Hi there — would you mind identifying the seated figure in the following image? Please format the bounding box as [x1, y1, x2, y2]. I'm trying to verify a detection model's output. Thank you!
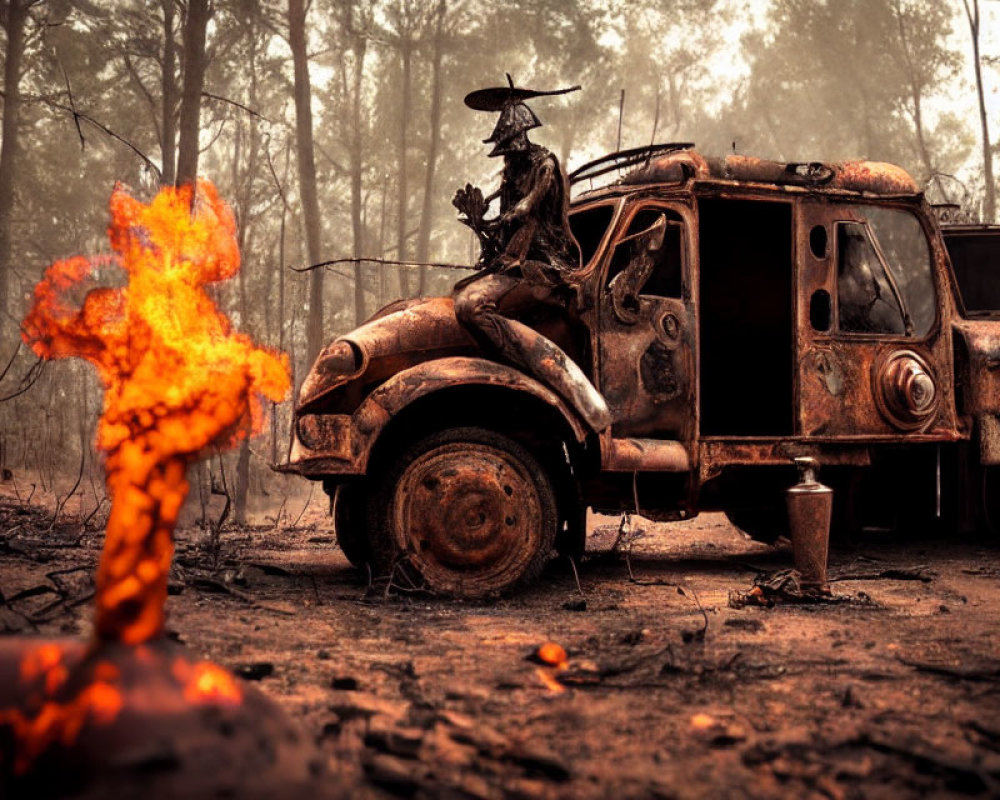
[452, 80, 611, 432]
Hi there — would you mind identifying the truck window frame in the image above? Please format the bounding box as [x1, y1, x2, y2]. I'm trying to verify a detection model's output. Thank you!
[568, 198, 623, 276]
[830, 204, 940, 342]
[600, 200, 689, 301]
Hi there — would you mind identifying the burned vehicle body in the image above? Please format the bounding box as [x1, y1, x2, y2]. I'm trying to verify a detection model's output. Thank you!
[283, 146, 998, 595]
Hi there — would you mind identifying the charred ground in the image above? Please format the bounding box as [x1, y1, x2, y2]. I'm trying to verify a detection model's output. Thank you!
[1, 484, 999, 800]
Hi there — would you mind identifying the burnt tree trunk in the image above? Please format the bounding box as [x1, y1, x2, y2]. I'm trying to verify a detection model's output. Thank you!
[0, 0, 29, 317]
[891, 1, 943, 200]
[272, 142, 291, 465]
[964, 0, 996, 222]
[415, 0, 445, 296]
[395, 37, 413, 297]
[232, 37, 268, 525]
[175, 0, 210, 187]
[349, 33, 367, 326]
[233, 124, 251, 526]
[289, 0, 325, 363]
[160, 0, 179, 185]
[377, 172, 388, 307]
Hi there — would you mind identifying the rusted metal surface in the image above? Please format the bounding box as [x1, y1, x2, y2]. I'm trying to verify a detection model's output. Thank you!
[660, 152, 918, 195]
[390, 439, 546, 596]
[594, 202, 697, 448]
[785, 458, 832, 590]
[698, 439, 870, 483]
[295, 413, 353, 459]
[286, 356, 588, 477]
[830, 161, 919, 195]
[618, 149, 710, 186]
[952, 320, 1000, 463]
[297, 296, 476, 413]
[614, 151, 918, 196]
[578, 148, 926, 207]
[706, 154, 831, 186]
[952, 321, 1000, 416]
[454, 276, 610, 431]
[794, 199, 961, 442]
[797, 342, 957, 438]
[601, 437, 689, 472]
[570, 143, 696, 186]
[283, 143, 1000, 575]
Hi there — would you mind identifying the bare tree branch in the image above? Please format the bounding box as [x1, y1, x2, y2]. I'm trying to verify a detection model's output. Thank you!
[0, 357, 44, 403]
[0, 339, 21, 385]
[57, 59, 86, 151]
[36, 95, 161, 180]
[201, 90, 271, 123]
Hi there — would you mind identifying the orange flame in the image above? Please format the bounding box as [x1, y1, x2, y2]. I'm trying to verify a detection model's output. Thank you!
[22, 180, 290, 644]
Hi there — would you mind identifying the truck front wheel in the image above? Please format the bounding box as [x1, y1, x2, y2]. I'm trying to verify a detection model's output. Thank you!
[368, 427, 558, 597]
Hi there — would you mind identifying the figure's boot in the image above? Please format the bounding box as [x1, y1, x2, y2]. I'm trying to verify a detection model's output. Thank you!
[507, 318, 612, 432]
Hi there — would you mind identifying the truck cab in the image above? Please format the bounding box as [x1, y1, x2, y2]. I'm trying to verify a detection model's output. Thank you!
[280, 145, 995, 597]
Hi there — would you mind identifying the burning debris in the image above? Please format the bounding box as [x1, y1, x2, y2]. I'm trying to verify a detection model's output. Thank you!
[0, 181, 329, 798]
[21, 180, 289, 644]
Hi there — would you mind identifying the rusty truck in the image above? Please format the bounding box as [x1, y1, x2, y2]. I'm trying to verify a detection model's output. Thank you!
[279, 144, 1000, 597]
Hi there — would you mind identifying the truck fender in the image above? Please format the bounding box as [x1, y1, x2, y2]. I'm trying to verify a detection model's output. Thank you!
[352, 356, 589, 469]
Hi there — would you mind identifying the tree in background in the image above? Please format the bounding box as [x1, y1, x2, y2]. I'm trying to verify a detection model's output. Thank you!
[0, 0, 42, 321]
[729, 0, 972, 199]
[2, 0, 997, 522]
[887, 0, 962, 196]
[963, 0, 996, 222]
[176, 0, 212, 186]
[288, 0, 325, 364]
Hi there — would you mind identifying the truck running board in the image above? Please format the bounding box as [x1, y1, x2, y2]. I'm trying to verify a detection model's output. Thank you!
[602, 437, 690, 473]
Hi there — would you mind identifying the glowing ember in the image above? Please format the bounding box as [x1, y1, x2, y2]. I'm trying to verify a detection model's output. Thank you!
[535, 667, 566, 695]
[0, 643, 123, 774]
[532, 641, 569, 694]
[174, 659, 243, 706]
[21, 180, 289, 645]
[689, 713, 716, 730]
[535, 642, 568, 667]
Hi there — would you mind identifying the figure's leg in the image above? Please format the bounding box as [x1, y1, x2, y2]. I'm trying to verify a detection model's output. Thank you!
[454, 273, 611, 432]
[453, 273, 529, 355]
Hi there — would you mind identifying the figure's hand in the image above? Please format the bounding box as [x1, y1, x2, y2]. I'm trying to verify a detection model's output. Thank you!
[453, 184, 488, 226]
[501, 199, 531, 226]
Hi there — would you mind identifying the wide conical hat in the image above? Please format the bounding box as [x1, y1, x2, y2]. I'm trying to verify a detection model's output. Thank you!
[464, 84, 580, 112]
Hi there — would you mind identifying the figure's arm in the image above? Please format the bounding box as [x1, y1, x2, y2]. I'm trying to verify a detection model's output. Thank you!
[503, 158, 556, 223]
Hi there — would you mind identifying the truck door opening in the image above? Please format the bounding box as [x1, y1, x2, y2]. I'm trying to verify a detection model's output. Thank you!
[698, 197, 794, 436]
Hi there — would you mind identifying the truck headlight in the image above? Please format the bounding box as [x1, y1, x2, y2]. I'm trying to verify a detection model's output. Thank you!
[873, 350, 939, 431]
[315, 340, 362, 379]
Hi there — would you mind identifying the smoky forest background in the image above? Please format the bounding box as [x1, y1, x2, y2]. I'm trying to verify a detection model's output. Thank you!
[0, 0, 997, 530]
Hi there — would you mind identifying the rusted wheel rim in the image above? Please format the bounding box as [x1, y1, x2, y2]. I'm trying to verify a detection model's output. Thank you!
[391, 442, 544, 593]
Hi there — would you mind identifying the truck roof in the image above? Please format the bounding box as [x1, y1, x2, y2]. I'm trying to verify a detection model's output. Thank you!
[570, 145, 920, 203]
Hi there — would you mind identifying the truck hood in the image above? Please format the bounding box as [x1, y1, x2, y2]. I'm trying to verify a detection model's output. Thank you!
[297, 296, 477, 412]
